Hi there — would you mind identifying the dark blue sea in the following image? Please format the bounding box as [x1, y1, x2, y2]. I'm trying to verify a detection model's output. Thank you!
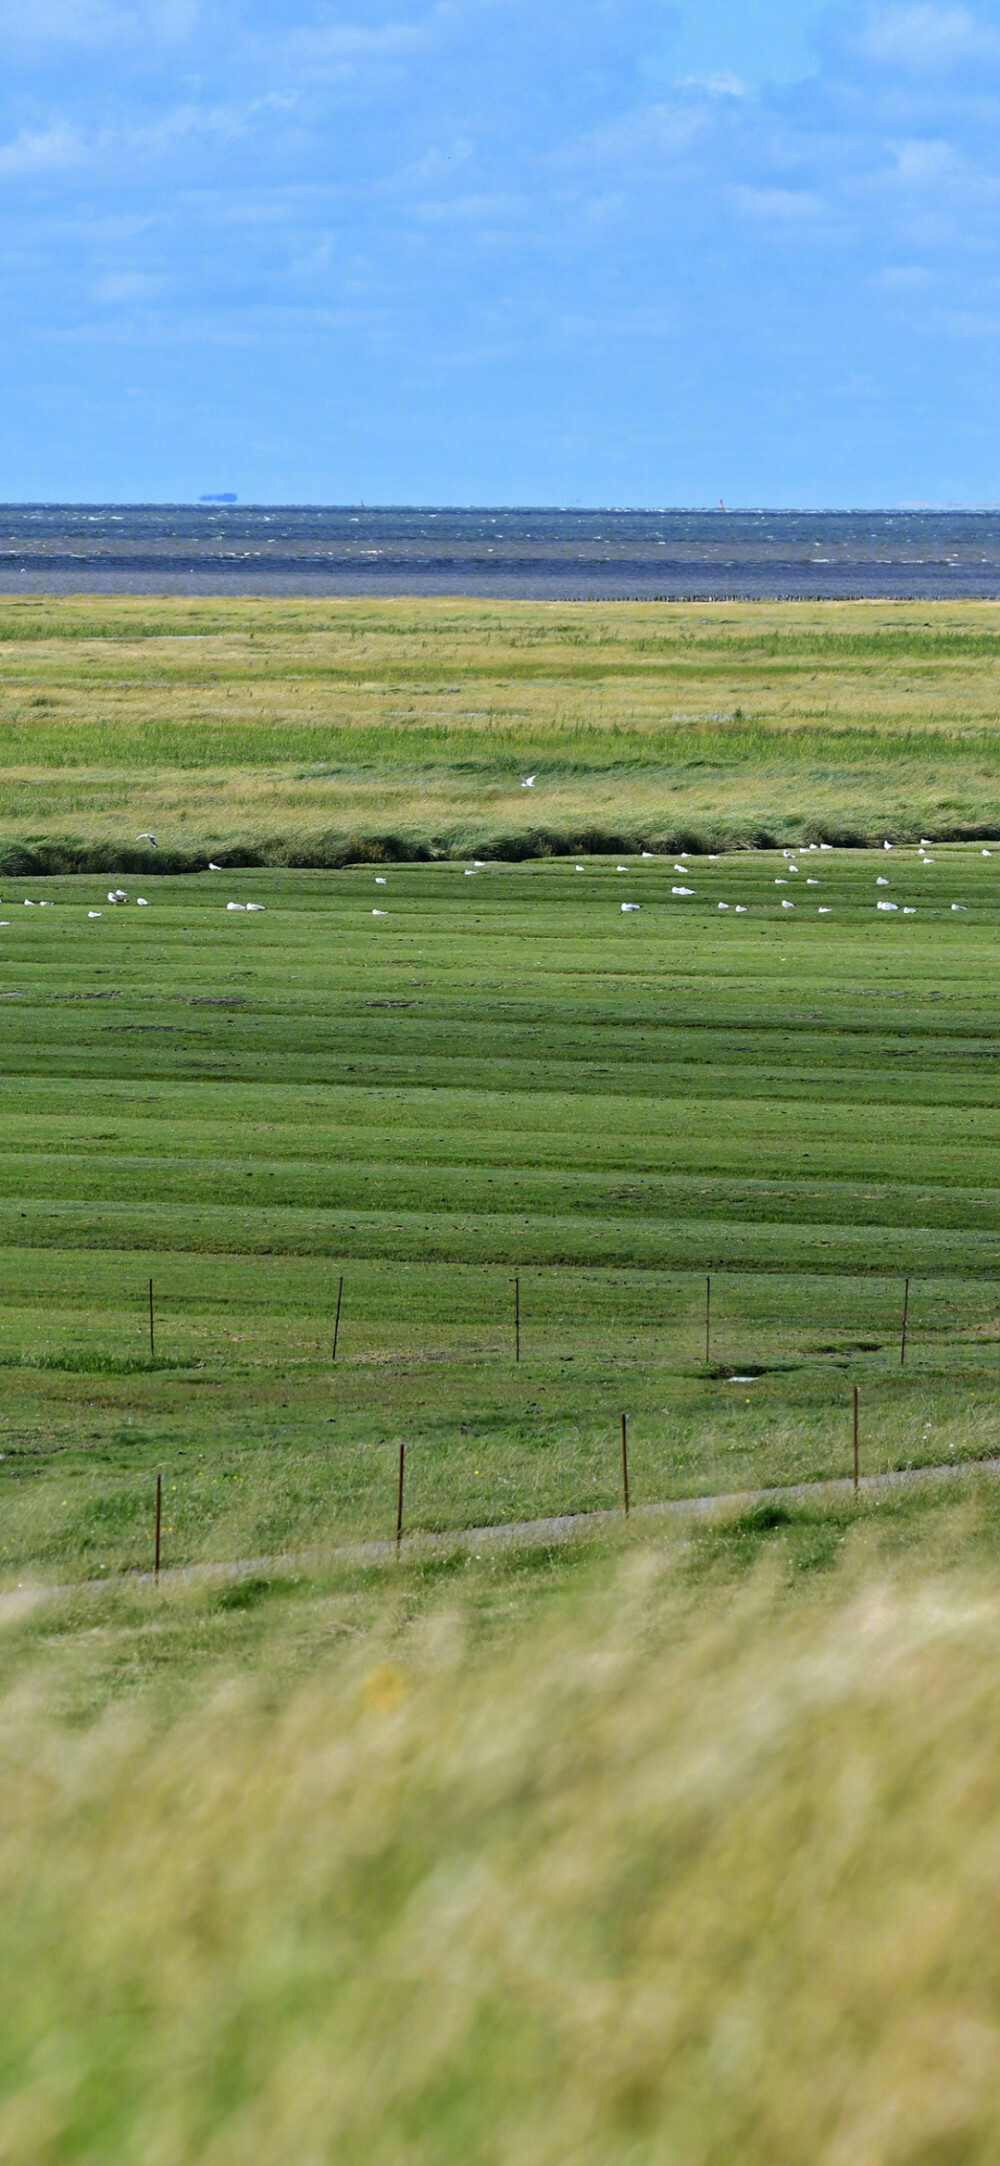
[3, 505, 1000, 598]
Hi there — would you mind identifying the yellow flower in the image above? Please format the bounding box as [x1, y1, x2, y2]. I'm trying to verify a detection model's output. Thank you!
[359, 1664, 407, 1714]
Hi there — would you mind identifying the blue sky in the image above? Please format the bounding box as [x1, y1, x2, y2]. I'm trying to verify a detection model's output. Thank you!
[4, 0, 1000, 504]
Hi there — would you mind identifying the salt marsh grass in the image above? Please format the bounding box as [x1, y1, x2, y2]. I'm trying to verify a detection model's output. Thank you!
[4, 595, 1000, 866]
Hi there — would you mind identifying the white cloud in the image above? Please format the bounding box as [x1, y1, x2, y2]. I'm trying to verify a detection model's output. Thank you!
[874, 261, 936, 284]
[735, 184, 826, 220]
[92, 269, 165, 300]
[0, 0, 195, 48]
[890, 137, 957, 183]
[677, 72, 748, 97]
[0, 123, 84, 173]
[850, 3, 1000, 74]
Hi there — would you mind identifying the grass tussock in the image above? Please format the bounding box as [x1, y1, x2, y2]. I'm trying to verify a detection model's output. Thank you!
[4, 1493, 1000, 2160]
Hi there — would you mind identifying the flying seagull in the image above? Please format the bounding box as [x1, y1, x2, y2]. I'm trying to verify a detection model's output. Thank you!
[137, 833, 157, 846]
[520, 775, 536, 788]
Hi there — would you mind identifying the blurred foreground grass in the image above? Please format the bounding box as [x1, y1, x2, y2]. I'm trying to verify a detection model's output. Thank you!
[4, 1478, 1000, 2161]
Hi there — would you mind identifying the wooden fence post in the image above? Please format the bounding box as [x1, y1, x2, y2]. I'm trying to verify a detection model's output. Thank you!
[332, 1275, 344, 1362]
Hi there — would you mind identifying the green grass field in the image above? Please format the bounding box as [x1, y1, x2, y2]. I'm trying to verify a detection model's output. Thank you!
[9, 596, 1000, 2159]
[2, 837, 1000, 1582]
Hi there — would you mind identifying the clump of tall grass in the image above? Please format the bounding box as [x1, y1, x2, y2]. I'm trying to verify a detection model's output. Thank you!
[5, 1497, 1000, 2161]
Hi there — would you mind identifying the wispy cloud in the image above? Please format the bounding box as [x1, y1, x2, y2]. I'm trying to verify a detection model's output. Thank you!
[846, 2, 1000, 73]
[0, 122, 85, 172]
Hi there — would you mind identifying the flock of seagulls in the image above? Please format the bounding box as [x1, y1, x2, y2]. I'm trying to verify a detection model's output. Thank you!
[0, 838, 992, 934]
[352, 841, 988, 926]
[610, 836, 986, 919]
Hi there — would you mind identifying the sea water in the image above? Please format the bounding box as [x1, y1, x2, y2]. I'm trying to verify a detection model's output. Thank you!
[2, 504, 1000, 598]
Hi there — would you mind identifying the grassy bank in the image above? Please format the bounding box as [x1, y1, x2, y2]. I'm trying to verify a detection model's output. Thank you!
[4, 596, 1000, 865]
[4, 1479, 1000, 2160]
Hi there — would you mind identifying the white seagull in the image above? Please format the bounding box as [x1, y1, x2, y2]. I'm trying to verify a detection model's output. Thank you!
[372, 908, 388, 916]
[520, 775, 536, 788]
[137, 833, 157, 846]
[208, 862, 222, 871]
[227, 902, 245, 911]
[621, 902, 640, 913]
[137, 898, 148, 906]
[781, 899, 795, 909]
[672, 885, 694, 896]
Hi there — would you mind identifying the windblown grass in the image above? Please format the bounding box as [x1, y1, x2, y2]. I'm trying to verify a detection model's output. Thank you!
[3, 1479, 1000, 2161]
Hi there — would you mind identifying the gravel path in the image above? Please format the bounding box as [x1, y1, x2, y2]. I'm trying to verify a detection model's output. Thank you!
[18, 1449, 998, 1604]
